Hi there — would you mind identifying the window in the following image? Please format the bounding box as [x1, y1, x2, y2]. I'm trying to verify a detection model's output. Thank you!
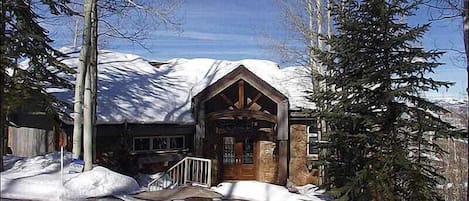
[134, 138, 150, 151]
[223, 137, 235, 164]
[169, 137, 184, 149]
[307, 124, 320, 155]
[153, 138, 167, 150]
[133, 136, 185, 151]
[243, 138, 254, 164]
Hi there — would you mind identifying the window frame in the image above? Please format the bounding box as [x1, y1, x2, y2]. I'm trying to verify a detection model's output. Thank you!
[133, 135, 185, 152]
[306, 124, 320, 156]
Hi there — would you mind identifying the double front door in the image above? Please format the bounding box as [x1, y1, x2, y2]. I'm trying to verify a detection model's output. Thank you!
[222, 136, 256, 180]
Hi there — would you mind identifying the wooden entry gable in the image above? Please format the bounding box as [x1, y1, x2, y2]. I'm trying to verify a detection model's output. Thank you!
[192, 65, 289, 141]
[192, 65, 289, 185]
[205, 79, 278, 122]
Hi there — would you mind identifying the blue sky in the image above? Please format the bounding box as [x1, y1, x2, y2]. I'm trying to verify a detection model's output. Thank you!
[47, 0, 467, 99]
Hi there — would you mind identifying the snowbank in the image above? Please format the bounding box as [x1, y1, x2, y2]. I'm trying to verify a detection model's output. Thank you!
[211, 181, 329, 201]
[1, 152, 139, 200]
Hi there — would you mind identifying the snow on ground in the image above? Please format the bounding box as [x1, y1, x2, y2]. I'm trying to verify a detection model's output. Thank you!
[2, 153, 329, 201]
[212, 181, 330, 201]
[1, 152, 140, 201]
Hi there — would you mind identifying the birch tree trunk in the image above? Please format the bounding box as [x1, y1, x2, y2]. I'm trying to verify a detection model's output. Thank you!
[83, 0, 97, 171]
[464, 0, 468, 98]
[90, 0, 98, 164]
[83, 61, 92, 170]
[72, 0, 93, 159]
[73, 17, 80, 49]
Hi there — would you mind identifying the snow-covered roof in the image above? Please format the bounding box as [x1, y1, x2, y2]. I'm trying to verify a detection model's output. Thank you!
[53, 48, 313, 125]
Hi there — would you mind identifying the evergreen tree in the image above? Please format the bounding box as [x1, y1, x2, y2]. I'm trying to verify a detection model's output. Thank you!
[312, 0, 460, 200]
[1, 0, 75, 113]
[0, 0, 75, 170]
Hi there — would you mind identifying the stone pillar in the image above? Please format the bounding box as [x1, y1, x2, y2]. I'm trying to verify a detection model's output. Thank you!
[257, 141, 278, 183]
[289, 124, 319, 185]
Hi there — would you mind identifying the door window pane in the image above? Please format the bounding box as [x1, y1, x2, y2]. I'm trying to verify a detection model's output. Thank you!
[307, 123, 320, 156]
[223, 137, 235, 164]
[308, 136, 319, 154]
[243, 138, 254, 164]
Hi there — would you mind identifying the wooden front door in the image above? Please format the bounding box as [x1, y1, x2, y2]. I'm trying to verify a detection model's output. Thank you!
[222, 137, 256, 180]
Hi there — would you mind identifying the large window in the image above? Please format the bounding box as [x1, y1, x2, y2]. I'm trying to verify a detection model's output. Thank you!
[307, 124, 320, 155]
[133, 136, 185, 152]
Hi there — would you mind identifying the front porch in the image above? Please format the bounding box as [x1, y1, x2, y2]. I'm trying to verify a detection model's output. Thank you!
[192, 66, 289, 185]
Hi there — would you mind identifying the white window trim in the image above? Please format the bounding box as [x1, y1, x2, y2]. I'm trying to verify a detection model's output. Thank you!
[133, 135, 185, 152]
[307, 125, 320, 156]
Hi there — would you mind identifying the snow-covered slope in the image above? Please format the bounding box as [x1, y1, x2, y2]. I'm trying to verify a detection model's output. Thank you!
[53, 48, 313, 125]
[1, 152, 140, 200]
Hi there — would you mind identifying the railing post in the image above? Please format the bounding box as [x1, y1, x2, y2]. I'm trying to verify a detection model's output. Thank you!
[184, 158, 189, 185]
[207, 159, 212, 187]
[147, 157, 212, 191]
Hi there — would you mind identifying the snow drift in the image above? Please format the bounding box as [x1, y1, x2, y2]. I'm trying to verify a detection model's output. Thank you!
[1, 152, 140, 200]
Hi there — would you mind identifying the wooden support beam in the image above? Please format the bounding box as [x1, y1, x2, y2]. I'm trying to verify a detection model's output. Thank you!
[278, 140, 288, 185]
[207, 110, 277, 123]
[238, 80, 244, 109]
[247, 92, 262, 109]
[220, 93, 236, 109]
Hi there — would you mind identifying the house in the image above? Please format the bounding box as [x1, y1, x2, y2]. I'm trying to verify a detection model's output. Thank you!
[11, 49, 323, 186]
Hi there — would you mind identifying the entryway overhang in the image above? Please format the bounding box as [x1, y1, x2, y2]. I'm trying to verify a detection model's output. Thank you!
[192, 65, 289, 185]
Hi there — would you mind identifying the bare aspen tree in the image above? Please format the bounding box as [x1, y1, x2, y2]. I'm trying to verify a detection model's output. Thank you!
[275, 0, 331, 186]
[464, 0, 468, 97]
[83, 57, 92, 170]
[71, 0, 180, 167]
[90, 0, 98, 164]
[83, 0, 97, 171]
[72, 0, 93, 159]
[307, 0, 316, 74]
[73, 17, 80, 48]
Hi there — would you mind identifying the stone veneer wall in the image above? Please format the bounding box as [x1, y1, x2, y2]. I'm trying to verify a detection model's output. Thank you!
[257, 141, 278, 183]
[289, 124, 319, 185]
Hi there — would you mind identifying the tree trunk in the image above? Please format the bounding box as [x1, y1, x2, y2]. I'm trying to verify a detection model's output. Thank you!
[90, 0, 98, 163]
[83, 0, 97, 171]
[464, 0, 468, 98]
[73, 17, 80, 48]
[83, 59, 92, 171]
[307, 0, 314, 66]
[72, 0, 93, 159]
[0, 0, 6, 172]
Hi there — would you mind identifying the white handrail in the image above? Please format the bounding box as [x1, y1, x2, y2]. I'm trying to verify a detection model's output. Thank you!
[147, 157, 212, 191]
